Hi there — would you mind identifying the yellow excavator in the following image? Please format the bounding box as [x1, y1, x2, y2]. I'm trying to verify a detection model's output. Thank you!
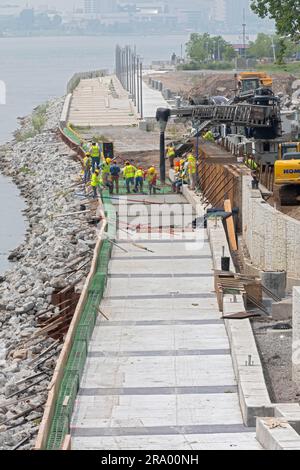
[274, 142, 300, 204]
[235, 71, 273, 96]
[232, 72, 274, 107]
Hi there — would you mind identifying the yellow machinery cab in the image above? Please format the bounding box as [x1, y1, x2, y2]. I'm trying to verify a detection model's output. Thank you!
[274, 143, 300, 185]
[236, 72, 273, 94]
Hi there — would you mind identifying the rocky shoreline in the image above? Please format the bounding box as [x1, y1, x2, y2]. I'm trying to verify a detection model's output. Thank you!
[0, 97, 97, 449]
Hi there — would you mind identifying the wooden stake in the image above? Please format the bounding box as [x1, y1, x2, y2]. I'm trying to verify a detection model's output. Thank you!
[98, 309, 109, 321]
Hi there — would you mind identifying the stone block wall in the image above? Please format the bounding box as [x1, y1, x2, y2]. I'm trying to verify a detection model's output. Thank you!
[293, 287, 300, 386]
[242, 175, 300, 281]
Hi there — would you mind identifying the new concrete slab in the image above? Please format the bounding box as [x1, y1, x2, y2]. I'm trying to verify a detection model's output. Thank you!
[70, 193, 262, 450]
[71, 432, 261, 450]
[78, 355, 236, 389]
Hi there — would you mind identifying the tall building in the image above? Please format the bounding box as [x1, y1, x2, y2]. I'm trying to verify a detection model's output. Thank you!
[213, 0, 226, 22]
[84, 0, 117, 14]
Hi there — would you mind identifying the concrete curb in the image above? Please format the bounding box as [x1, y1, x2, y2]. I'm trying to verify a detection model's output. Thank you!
[208, 219, 272, 427]
[256, 417, 300, 450]
[60, 93, 72, 128]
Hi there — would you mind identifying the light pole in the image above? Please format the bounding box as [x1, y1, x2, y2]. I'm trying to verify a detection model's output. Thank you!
[193, 119, 200, 187]
[156, 108, 171, 183]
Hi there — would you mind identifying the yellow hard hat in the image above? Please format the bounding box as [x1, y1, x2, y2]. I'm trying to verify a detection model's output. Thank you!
[106, 158, 111, 164]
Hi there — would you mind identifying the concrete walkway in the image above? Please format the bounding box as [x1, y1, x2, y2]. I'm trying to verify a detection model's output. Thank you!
[142, 80, 170, 118]
[71, 194, 262, 450]
[68, 75, 138, 127]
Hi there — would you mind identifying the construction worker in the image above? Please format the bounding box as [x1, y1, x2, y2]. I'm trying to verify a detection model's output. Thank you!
[123, 161, 137, 194]
[203, 130, 214, 142]
[187, 153, 197, 190]
[83, 152, 92, 185]
[147, 166, 158, 195]
[166, 144, 176, 168]
[91, 142, 101, 172]
[134, 167, 144, 193]
[174, 159, 180, 172]
[110, 160, 121, 194]
[90, 169, 103, 199]
[102, 157, 111, 185]
[172, 166, 188, 194]
[179, 159, 185, 171]
[246, 157, 258, 171]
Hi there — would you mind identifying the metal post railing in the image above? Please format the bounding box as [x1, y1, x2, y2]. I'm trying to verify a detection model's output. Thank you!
[115, 45, 143, 118]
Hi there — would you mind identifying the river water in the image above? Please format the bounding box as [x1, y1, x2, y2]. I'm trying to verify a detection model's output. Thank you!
[0, 34, 189, 273]
[0, 174, 27, 273]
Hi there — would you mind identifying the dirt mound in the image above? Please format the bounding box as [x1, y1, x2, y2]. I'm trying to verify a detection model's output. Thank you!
[147, 70, 296, 101]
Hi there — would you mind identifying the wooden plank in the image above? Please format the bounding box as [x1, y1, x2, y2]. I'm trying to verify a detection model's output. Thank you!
[61, 434, 72, 451]
[224, 199, 238, 252]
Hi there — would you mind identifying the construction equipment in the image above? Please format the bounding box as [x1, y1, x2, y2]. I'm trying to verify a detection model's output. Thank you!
[157, 98, 282, 163]
[274, 142, 300, 204]
[233, 72, 273, 103]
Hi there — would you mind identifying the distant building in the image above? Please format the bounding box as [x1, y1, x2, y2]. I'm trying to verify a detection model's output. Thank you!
[83, 0, 117, 14]
[213, 0, 226, 23]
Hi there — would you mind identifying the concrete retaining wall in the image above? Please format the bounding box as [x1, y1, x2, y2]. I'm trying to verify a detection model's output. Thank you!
[293, 287, 300, 385]
[66, 69, 108, 94]
[242, 175, 300, 284]
[60, 94, 72, 128]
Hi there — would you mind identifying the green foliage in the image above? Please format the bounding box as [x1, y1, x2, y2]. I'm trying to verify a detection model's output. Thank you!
[32, 114, 46, 133]
[32, 104, 47, 133]
[14, 102, 48, 141]
[251, 0, 300, 41]
[248, 33, 299, 63]
[19, 165, 35, 175]
[185, 33, 236, 64]
[15, 129, 36, 142]
[248, 33, 274, 58]
[256, 61, 300, 73]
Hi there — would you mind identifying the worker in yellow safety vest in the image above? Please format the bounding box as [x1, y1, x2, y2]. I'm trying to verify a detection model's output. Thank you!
[91, 142, 101, 172]
[90, 169, 103, 198]
[83, 153, 92, 185]
[203, 130, 214, 142]
[134, 167, 144, 193]
[102, 158, 111, 184]
[245, 157, 258, 171]
[123, 161, 137, 193]
[146, 166, 158, 195]
[187, 154, 197, 190]
[166, 144, 176, 168]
